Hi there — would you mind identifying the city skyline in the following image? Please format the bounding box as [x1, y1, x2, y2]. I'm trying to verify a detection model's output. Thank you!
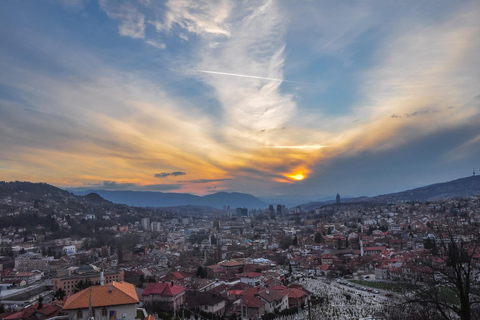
[1, 1, 480, 203]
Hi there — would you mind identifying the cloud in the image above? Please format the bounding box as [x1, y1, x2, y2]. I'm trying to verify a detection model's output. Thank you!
[82, 181, 182, 191]
[155, 171, 186, 178]
[151, 0, 232, 37]
[178, 179, 231, 184]
[99, 0, 146, 39]
[404, 109, 439, 118]
[145, 39, 166, 49]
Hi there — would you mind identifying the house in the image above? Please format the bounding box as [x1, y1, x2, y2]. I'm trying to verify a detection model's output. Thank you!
[63, 281, 139, 320]
[142, 282, 186, 313]
[2, 302, 63, 320]
[288, 287, 309, 309]
[239, 272, 262, 286]
[242, 288, 266, 319]
[320, 254, 333, 265]
[256, 288, 288, 313]
[375, 266, 388, 280]
[190, 292, 226, 317]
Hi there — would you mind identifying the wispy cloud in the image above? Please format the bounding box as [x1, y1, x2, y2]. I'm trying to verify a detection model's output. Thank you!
[145, 39, 166, 49]
[155, 171, 186, 178]
[151, 0, 231, 37]
[178, 179, 231, 184]
[79, 181, 182, 191]
[99, 0, 146, 39]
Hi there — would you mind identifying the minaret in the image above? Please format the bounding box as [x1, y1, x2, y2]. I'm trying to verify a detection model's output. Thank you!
[100, 270, 105, 285]
[360, 239, 364, 257]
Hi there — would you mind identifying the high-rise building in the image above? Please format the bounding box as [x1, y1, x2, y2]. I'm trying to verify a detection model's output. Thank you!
[236, 207, 248, 216]
[141, 217, 150, 230]
[150, 221, 162, 232]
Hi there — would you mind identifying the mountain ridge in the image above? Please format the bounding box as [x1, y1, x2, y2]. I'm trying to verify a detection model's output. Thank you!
[70, 189, 267, 209]
[301, 175, 480, 210]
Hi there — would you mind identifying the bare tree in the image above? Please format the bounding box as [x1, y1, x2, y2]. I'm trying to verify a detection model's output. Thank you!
[398, 219, 480, 320]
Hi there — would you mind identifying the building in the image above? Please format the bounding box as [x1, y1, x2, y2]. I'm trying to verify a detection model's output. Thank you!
[54, 265, 124, 296]
[142, 282, 186, 313]
[63, 281, 139, 320]
[375, 266, 389, 280]
[2, 271, 42, 285]
[141, 218, 150, 230]
[14, 253, 52, 273]
[189, 292, 226, 317]
[150, 221, 162, 232]
[256, 288, 288, 313]
[239, 272, 262, 286]
[1, 302, 63, 320]
[288, 287, 309, 309]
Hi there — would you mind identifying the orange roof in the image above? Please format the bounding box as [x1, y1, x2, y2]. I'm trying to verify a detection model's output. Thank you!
[64, 281, 139, 310]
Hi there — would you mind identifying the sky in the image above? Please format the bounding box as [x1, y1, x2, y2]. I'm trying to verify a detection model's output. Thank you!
[1, 0, 480, 204]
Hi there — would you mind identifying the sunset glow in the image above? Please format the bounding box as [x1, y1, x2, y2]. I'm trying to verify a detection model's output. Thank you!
[1, 1, 479, 202]
[288, 173, 306, 181]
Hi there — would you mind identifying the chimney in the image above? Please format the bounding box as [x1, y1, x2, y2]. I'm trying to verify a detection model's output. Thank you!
[171, 281, 174, 286]
[108, 285, 112, 293]
[266, 290, 269, 295]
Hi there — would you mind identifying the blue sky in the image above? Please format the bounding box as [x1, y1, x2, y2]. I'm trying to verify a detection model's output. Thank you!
[1, 0, 479, 203]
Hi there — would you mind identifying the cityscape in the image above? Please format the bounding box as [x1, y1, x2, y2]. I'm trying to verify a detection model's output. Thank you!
[1, 1, 480, 320]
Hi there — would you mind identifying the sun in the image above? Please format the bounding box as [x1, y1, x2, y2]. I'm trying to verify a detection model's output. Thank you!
[288, 173, 305, 181]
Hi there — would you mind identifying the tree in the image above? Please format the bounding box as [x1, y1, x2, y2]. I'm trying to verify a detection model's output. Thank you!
[336, 193, 340, 204]
[74, 278, 94, 293]
[314, 232, 323, 243]
[196, 266, 207, 278]
[54, 288, 66, 300]
[396, 219, 480, 320]
[292, 235, 298, 246]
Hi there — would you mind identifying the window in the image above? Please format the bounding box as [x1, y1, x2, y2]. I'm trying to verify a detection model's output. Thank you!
[102, 308, 108, 316]
[77, 310, 83, 319]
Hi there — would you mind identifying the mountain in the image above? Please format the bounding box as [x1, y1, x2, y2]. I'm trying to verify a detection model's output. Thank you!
[0, 181, 111, 205]
[369, 175, 480, 203]
[301, 175, 480, 210]
[70, 190, 267, 209]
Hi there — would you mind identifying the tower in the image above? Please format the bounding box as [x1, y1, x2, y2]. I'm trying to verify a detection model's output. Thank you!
[360, 239, 364, 257]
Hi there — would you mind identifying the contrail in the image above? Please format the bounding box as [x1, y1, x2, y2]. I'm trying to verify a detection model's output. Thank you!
[197, 70, 312, 85]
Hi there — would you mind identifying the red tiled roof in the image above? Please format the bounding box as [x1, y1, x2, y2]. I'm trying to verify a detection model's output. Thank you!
[143, 282, 186, 297]
[288, 288, 308, 299]
[239, 272, 261, 278]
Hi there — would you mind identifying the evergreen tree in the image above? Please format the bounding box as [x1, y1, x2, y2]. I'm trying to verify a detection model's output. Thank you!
[196, 266, 207, 278]
[314, 232, 323, 243]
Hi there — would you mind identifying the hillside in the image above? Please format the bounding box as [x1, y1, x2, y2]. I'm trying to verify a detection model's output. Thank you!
[370, 175, 480, 203]
[301, 175, 480, 210]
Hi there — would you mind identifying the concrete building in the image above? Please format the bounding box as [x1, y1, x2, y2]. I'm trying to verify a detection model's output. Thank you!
[14, 253, 52, 273]
[54, 265, 124, 296]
